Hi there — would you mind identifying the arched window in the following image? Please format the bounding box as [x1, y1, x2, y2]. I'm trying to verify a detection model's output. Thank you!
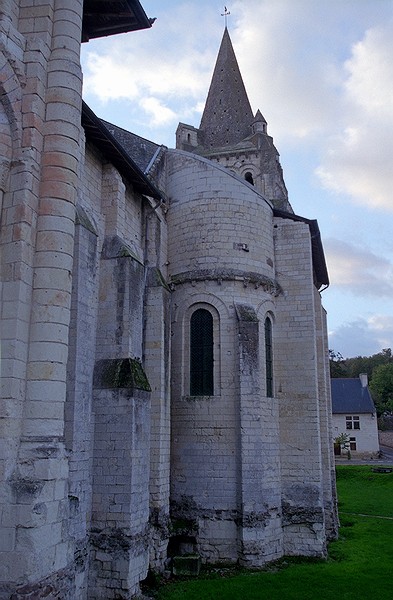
[245, 172, 254, 185]
[265, 317, 273, 397]
[190, 309, 214, 395]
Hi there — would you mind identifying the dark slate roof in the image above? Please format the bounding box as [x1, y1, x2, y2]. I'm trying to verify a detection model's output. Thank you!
[82, 101, 161, 200]
[101, 120, 161, 174]
[331, 378, 376, 414]
[199, 27, 254, 149]
[82, 0, 154, 42]
[273, 209, 329, 288]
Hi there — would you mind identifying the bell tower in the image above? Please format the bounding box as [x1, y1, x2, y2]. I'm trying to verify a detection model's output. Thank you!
[176, 27, 292, 212]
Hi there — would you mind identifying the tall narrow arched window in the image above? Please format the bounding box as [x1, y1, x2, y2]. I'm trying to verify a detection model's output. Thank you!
[265, 317, 273, 397]
[190, 309, 214, 396]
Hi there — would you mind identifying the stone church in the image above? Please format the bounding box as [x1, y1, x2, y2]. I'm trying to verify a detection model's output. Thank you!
[0, 1, 338, 598]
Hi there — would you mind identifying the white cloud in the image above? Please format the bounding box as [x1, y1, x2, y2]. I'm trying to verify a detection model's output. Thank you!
[324, 239, 393, 297]
[83, 52, 140, 101]
[316, 22, 393, 211]
[344, 26, 393, 118]
[329, 315, 393, 358]
[139, 97, 176, 126]
[81, 4, 220, 110]
[227, 2, 393, 212]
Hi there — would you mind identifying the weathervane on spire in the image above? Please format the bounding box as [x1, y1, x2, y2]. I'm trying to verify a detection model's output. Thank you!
[221, 6, 230, 28]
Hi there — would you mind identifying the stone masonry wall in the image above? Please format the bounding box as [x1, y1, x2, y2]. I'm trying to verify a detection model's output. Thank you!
[236, 303, 282, 566]
[274, 217, 327, 557]
[79, 143, 159, 595]
[166, 150, 275, 283]
[0, 2, 84, 596]
[144, 206, 171, 569]
[314, 292, 338, 539]
[89, 388, 151, 599]
[65, 213, 99, 597]
[167, 151, 283, 565]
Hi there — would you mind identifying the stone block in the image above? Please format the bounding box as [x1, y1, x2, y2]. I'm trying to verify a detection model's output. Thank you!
[172, 555, 201, 576]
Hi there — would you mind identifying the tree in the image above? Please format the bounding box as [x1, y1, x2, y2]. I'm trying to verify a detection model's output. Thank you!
[329, 348, 393, 380]
[369, 363, 393, 416]
[345, 348, 392, 380]
[329, 349, 346, 377]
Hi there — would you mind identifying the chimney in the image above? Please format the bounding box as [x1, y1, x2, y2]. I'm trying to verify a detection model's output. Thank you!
[359, 373, 368, 387]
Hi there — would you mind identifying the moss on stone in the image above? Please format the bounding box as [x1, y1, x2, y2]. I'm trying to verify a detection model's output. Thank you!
[93, 358, 151, 391]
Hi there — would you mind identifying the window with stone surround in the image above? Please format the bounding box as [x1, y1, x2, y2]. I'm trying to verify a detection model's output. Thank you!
[346, 415, 360, 430]
[190, 308, 214, 396]
[265, 316, 273, 397]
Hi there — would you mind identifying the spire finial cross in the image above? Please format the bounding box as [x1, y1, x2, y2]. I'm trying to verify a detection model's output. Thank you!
[221, 6, 230, 28]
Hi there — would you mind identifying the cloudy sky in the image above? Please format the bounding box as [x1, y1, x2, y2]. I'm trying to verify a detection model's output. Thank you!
[81, 0, 393, 359]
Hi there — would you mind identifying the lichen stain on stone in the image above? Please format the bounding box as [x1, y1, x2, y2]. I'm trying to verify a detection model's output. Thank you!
[282, 502, 324, 526]
[11, 478, 45, 502]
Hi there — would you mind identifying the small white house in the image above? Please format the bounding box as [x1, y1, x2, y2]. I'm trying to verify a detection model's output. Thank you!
[331, 374, 380, 458]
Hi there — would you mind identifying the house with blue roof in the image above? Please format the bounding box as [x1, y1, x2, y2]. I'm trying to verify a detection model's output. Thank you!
[331, 374, 380, 457]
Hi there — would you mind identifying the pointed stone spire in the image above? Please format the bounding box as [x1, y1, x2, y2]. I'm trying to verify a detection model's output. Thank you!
[199, 27, 254, 149]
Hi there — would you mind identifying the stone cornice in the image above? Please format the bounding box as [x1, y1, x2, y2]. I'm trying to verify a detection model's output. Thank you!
[169, 268, 282, 296]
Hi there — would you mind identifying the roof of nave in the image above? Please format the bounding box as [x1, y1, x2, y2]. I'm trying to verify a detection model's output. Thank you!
[82, 102, 161, 200]
[101, 119, 161, 174]
[331, 378, 376, 414]
[199, 27, 255, 150]
[82, 0, 155, 42]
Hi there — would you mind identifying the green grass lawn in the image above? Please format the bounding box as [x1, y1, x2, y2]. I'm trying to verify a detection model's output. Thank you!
[154, 466, 393, 600]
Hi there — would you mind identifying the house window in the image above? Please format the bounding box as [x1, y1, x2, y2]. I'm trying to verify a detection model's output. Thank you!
[190, 308, 214, 396]
[265, 316, 273, 397]
[346, 416, 360, 430]
[349, 437, 357, 451]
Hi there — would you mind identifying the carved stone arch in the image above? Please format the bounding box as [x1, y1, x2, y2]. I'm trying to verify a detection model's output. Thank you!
[185, 301, 221, 397]
[172, 291, 230, 324]
[256, 298, 276, 322]
[256, 301, 276, 398]
[0, 98, 13, 217]
[240, 165, 257, 185]
[0, 104, 11, 165]
[172, 292, 229, 398]
[0, 50, 23, 156]
[0, 53, 24, 224]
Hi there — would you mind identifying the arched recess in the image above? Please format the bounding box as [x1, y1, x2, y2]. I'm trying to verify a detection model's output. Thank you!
[241, 166, 257, 186]
[0, 99, 13, 218]
[264, 314, 274, 397]
[172, 292, 228, 398]
[257, 301, 276, 398]
[190, 308, 214, 396]
[244, 172, 254, 185]
[0, 52, 24, 224]
[185, 302, 221, 397]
